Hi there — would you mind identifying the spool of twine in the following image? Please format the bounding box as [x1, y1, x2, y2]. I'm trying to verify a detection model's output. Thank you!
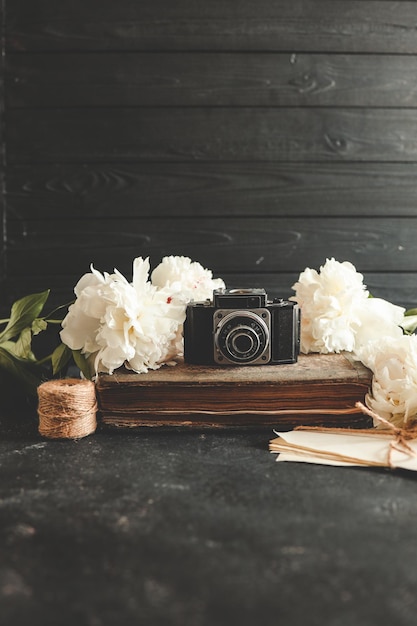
[38, 378, 98, 439]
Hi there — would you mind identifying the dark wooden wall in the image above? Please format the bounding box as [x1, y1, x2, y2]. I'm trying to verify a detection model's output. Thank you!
[2, 0, 417, 314]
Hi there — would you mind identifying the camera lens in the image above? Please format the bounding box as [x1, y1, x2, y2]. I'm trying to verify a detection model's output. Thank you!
[232, 332, 254, 355]
[215, 311, 270, 364]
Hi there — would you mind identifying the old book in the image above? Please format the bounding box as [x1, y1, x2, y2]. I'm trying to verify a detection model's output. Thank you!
[96, 352, 373, 429]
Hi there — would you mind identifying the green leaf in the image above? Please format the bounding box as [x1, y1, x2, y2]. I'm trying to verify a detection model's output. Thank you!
[0, 346, 42, 395]
[0, 290, 50, 343]
[0, 340, 20, 355]
[13, 327, 36, 360]
[0, 334, 35, 361]
[72, 349, 93, 380]
[401, 315, 417, 334]
[32, 318, 48, 336]
[405, 308, 417, 317]
[0, 330, 37, 361]
[51, 343, 72, 376]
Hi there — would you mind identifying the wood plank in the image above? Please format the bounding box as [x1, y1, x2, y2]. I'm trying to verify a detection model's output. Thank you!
[6, 217, 417, 275]
[7, 162, 417, 218]
[8, 52, 417, 108]
[227, 273, 417, 311]
[8, 107, 417, 163]
[6, 1, 417, 53]
[0, 2, 4, 284]
[2, 272, 414, 317]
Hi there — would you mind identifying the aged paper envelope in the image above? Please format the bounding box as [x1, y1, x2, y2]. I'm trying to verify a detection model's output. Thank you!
[270, 429, 417, 471]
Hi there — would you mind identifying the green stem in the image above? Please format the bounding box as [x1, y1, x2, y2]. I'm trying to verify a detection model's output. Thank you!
[43, 301, 74, 320]
[36, 353, 54, 365]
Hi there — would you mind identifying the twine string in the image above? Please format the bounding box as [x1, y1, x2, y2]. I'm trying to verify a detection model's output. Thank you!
[355, 401, 417, 468]
[37, 379, 97, 439]
[295, 401, 417, 468]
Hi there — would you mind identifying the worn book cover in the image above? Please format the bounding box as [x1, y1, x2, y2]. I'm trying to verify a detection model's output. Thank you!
[96, 352, 373, 429]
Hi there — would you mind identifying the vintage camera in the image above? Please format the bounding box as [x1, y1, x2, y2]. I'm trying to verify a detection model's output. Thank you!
[184, 288, 300, 366]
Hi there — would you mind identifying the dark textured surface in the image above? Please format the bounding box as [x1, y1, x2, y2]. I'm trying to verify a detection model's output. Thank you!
[1, 409, 417, 626]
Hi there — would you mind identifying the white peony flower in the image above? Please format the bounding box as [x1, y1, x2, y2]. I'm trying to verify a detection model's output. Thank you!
[291, 258, 405, 354]
[60, 266, 112, 356]
[357, 334, 417, 428]
[151, 255, 225, 303]
[353, 297, 404, 350]
[60, 257, 186, 375]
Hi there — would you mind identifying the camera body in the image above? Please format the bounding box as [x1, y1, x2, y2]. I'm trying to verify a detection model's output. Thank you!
[184, 288, 300, 366]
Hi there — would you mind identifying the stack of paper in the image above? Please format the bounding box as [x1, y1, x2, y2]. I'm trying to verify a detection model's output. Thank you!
[270, 401, 417, 471]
